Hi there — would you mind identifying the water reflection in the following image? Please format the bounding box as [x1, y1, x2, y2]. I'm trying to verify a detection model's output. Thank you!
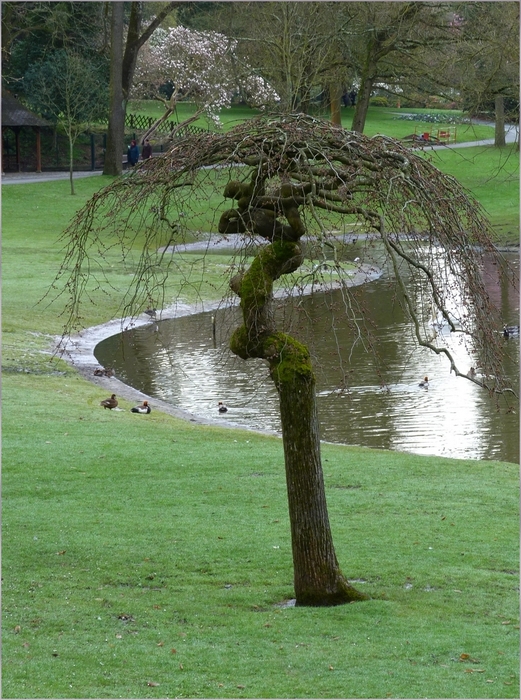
[95, 253, 519, 464]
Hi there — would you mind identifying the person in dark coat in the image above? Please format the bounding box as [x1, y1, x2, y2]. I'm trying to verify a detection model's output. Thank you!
[127, 139, 140, 166]
[141, 139, 152, 159]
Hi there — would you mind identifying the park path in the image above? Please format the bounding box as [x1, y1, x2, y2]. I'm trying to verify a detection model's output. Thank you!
[421, 121, 518, 150]
[2, 122, 518, 185]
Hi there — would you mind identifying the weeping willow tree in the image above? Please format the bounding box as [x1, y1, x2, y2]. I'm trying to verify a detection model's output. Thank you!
[55, 114, 516, 606]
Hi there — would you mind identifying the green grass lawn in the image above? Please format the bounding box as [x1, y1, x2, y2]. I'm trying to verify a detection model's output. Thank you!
[2, 109, 519, 698]
[424, 146, 519, 242]
[129, 101, 497, 142]
[2, 372, 519, 699]
[348, 106, 496, 142]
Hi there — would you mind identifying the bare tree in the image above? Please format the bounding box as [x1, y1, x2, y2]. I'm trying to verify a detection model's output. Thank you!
[346, 2, 450, 133]
[54, 114, 515, 606]
[215, 1, 352, 115]
[449, 1, 519, 146]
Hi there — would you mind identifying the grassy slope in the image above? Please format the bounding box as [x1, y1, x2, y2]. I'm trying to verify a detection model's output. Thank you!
[2, 109, 519, 698]
[425, 146, 520, 240]
[2, 373, 519, 699]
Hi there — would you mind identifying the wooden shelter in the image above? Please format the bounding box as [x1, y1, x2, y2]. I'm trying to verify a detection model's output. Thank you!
[2, 91, 51, 172]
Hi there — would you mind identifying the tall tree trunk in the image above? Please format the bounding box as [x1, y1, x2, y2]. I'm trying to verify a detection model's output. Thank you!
[121, 1, 142, 106]
[329, 84, 342, 126]
[351, 64, 376, 134]
[229, 240, 369, 607]
[494, 93, 506, 147]
[103, 1, 124, 176]
[122, 2, 180, 112]
[104, 2, 179, 175]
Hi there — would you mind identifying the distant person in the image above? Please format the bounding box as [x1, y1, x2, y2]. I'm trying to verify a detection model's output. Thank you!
[127, 139, 139, 166]
[349, 89, 357, 106]
[141, 139, 152, 159]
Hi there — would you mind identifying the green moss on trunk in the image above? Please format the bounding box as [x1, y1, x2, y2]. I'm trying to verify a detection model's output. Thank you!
[228, 215, 369, 607]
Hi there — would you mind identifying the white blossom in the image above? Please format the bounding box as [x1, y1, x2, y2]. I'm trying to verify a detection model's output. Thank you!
[133, 26, 279, 124]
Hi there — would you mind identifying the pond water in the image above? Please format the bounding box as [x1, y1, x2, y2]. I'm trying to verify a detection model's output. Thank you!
[95, 251, 519, 464]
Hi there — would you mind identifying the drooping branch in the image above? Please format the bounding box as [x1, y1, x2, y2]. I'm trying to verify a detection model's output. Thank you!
[50, 113, 517, 607]
[53, 113, 515, 396]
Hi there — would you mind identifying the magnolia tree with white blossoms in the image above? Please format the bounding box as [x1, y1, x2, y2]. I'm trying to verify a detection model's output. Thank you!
[132, 26, 279, 141]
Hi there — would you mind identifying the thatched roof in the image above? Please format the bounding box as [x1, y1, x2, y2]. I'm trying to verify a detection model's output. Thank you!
[2, 91, 50, 127]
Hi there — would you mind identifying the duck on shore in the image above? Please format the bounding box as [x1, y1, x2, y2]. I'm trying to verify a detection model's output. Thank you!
[100, 394, 118, 409]
[131, 400, 151, 414]
[94, 366, 115, 377]
[418, 376, 429, 388]
[218, 401, 228, 413]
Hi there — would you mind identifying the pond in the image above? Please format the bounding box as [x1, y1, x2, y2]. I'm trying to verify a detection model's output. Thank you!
[95, 250, 519, 464]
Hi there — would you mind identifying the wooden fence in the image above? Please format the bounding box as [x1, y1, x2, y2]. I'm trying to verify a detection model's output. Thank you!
[125, 113, 211, 138]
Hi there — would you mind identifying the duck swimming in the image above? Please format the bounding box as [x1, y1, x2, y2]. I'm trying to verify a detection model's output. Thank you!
[100, 394, 118, 409]
[131, 400, 151, 414]
[418, 376, 429, 388]
[503, 325, 519, 339]
[218, 401, 228, 413]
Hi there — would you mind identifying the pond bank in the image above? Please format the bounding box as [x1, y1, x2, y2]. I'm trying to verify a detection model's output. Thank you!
[55, 260, 381, 431]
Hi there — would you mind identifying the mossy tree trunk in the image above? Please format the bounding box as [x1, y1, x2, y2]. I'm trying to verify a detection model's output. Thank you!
[273, 336, 369, 605]
[228, 235, 369, 606]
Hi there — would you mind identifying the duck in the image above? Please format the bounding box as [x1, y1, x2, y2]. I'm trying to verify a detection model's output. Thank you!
[144, 308, 157, 320]
[503, 325, 519, 339]
[100, 394, 118, 409]
[218, 401, 228, 413]
[94, 366, 114, 377]
[418, 376, 429, 388]
[131, 400, 151, 414]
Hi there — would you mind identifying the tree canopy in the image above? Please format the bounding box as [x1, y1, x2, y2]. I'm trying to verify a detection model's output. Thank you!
[56, 110, 518, 603]
[55, 114, 515, 605]
[58, 113, 512, 393]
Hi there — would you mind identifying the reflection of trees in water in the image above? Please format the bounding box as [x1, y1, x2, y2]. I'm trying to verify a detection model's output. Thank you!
[482, 253, 519, 324]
